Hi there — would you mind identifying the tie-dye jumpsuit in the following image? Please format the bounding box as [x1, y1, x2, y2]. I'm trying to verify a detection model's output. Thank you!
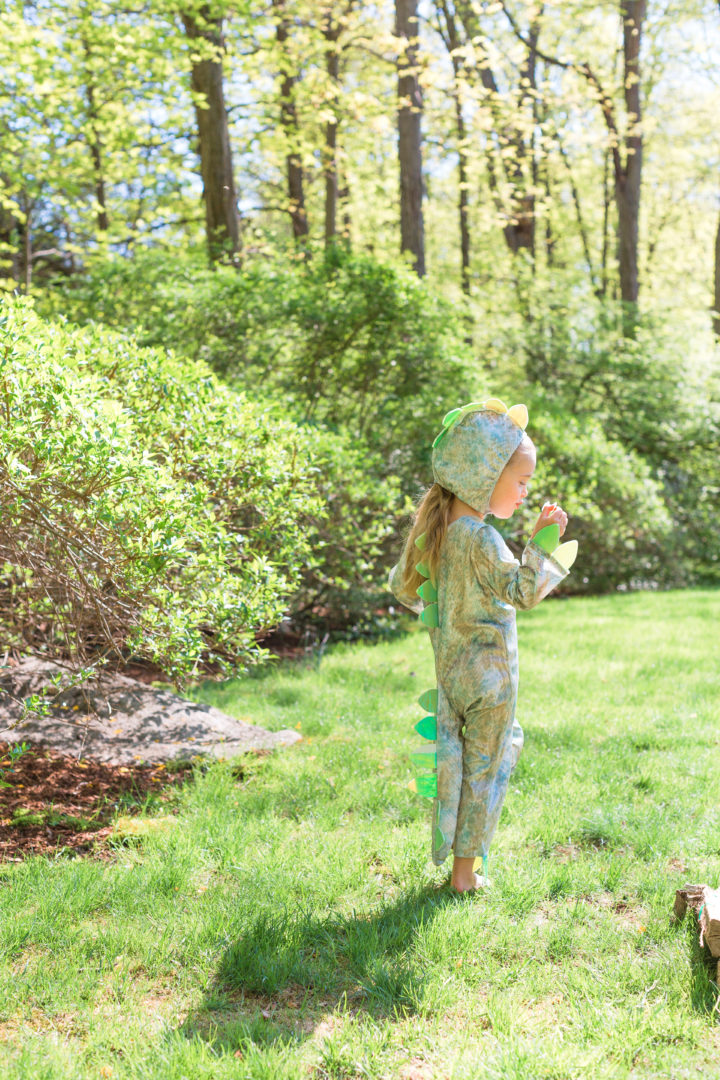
[391, 515, 568, 866]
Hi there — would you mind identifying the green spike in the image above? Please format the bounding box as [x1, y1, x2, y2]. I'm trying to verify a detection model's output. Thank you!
[441, 407, 462, 428]
[419, 603, 439, 628]
[432, 429, 447, 449]
[414, 531, 427, 552]
[434, 826, 445, 850]
[415, 561, 430, 578]
[414, 775, 438, 798]
[533, 523, 560, 554]
[416, 580, 438, 602]
[410, 750, 437, 770]
[418, 689, 438, 713]
[414, 715, 437, 740]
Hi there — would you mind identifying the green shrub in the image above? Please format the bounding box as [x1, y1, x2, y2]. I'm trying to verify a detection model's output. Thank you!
[38, 251, 720, 604]
[482, 272, 720, 589]
[38, 246, 473, 489]
[520, 406, 672, 593]
[0, 296, 400, 680]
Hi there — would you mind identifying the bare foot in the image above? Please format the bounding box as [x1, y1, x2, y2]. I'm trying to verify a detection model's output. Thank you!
[451, 855, 490, 892]
[451, 871, 490, 892]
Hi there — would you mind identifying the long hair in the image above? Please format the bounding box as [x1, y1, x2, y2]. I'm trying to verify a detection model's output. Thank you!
[400, 483, 455, 597]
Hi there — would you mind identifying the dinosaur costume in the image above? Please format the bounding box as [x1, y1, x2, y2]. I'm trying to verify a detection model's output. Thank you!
[389, 399, 577, 868]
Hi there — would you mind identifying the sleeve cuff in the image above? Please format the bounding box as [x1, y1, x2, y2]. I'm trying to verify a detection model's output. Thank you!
[524, 539, 570, 581]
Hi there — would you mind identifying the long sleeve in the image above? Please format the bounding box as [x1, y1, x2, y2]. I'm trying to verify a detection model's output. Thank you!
[471, 525, 568, 611]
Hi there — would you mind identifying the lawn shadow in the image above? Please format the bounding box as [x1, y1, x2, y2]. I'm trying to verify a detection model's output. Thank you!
[179, 881, 458, 1053]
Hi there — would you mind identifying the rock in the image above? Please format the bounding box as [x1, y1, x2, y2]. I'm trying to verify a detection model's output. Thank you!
[0, 658, 301, 765]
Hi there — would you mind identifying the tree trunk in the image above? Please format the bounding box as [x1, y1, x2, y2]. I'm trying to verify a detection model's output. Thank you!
[437, 1, 470, 293]
[617, 1, 645, 311]
[323, 12, 341, 246]
[453, 0, 537, 257]
[82, 38, 109, 233]
[601, 146, 611, 298]
[396, 0, 425, 275]
[713, 207, 720, 340]
[0, 200, 20, 283]
[274, 0, 309, 242]
[339, 170, 352, 244]
[181, 6, 241, 263]
[456, 93, 470, 296]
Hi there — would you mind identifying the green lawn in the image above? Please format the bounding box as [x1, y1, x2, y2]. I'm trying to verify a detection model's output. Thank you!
[1, 589, 719, 1079]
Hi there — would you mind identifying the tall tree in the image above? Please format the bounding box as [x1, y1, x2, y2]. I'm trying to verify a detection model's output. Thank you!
[181, 3, 242, 262]
[396, 0, 425, 275]
[616, 1, 645, 310]
[435, 0, 471, 294]
[322, 5, 341, 245]
[445, 1, 541, 259]
[714, 208, 720, 339]
[500, 0, 646, 323]
[273, 0, 309, 242]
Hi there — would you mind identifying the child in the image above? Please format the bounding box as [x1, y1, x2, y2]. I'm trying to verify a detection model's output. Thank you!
[388, 399, 577, 892]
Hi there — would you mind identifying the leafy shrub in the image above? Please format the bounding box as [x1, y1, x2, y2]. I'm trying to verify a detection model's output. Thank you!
[0, 296, 400, 681]
[38, 246, 473, 489]
[38, 250, 720, 605]
[483, 272, 720, 589]
[521, 406, 672, 593]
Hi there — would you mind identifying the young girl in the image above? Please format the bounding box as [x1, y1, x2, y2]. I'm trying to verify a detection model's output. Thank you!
[389, 398, 577, 892]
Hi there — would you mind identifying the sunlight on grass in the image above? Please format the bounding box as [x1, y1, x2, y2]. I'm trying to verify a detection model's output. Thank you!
[1, 589, 719, 1078]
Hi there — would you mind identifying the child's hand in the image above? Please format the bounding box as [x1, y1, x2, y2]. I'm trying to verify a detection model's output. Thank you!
[531, 502, 568, 538]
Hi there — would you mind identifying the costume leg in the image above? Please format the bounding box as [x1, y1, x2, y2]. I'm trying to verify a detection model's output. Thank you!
[432, 684, 463, 866]
[452, 700, 517, 859]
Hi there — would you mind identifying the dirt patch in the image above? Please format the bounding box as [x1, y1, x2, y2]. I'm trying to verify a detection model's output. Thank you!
[0, 741, 191, 861]
[0, 658, 301, 766]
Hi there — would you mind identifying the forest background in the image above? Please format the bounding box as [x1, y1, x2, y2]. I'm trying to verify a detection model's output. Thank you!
[1, 0, 719, 686]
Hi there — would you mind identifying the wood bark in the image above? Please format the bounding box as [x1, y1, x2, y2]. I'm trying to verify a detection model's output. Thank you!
[453, 0, 538, 257]
[713, 208, 720, 339]
[0, 200, 20, 283]
[617, 1, 645, 309]
[82, 38, 109, 233]
[273, 0, 309, 242]
[396, 0, 425, 276]
[437, 0, 470, 294]
[181, 6, 241, 263]
[323, 10, 341, 245]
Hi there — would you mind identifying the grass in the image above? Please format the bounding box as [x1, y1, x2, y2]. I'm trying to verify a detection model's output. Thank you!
[0, 588, 719, 1078]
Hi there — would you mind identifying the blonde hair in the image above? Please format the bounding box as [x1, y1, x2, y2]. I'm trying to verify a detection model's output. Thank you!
[400, 483, 454, 597]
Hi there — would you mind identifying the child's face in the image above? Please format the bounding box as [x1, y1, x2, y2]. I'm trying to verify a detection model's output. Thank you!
[488, 444, 536, 519]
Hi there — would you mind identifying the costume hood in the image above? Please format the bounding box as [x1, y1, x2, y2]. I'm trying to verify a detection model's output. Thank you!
[431, 398, 529, 514]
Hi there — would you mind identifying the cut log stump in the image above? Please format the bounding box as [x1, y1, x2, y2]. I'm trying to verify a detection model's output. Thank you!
[674, 883, 720, 980]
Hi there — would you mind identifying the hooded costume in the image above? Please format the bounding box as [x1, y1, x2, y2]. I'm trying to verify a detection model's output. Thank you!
[389, 399, 577, 868]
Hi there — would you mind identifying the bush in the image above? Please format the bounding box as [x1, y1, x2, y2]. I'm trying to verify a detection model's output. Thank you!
[0, 296, 401, 681]
[518, 406, 672, 593]
[38, 245, 474, 490]
[481, 271, 720, 589]
[38, 251, 720, 603]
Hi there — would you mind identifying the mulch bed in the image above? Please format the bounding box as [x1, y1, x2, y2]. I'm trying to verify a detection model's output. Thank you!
[0, 741, 192, 862]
